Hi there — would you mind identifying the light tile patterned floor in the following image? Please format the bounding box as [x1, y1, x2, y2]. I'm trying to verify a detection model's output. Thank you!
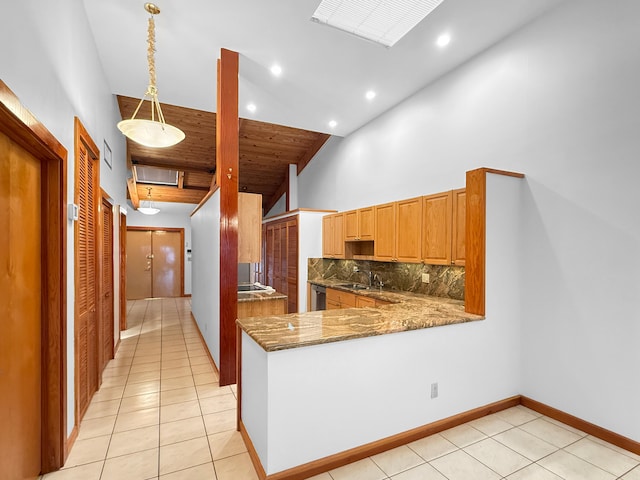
[45, 298, 640, 480]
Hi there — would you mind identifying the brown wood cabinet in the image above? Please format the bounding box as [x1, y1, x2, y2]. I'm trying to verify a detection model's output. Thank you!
[238, 297, 287, 318]
[326, 288, 357, 309]
[322, 213, 345, 258]
[374, 197, 422, 263]
[238, 192, 262, 263]
[422, 188, 465, 266]
[344, 207, 374, 241]
[355, 296, 376, 308]
[264, 216, 299, 313]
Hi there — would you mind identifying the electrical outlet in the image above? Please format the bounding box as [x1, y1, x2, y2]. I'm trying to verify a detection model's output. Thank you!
[430, 382, 438, 399]
[422, 273, 430, 283]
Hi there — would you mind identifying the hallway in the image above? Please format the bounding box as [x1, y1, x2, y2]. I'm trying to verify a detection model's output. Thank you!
[44, 298, 258, 479]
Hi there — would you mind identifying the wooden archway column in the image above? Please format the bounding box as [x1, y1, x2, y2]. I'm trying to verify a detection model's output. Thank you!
[217, 48, 240, 386]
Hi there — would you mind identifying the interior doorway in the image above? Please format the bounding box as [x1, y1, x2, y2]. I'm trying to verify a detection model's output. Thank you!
[99, 193, 114, 372]
[126, 227, 184, 299]
[0, 80, 67, 473]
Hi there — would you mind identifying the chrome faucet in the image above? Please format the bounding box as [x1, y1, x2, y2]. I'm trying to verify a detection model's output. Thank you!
[353, 266, 373, 287]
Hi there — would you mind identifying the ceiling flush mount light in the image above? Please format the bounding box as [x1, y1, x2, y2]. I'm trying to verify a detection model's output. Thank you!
[270, 64, 282, 77]
[138, 187, 161, 215]
[328, 120, 337, 128]
[117, 3, 185, 148]
[365, 90, 376, 100]
[436, 33, 451, 47]
[311, 0, 445, 47]
[247, 103, 257, 113]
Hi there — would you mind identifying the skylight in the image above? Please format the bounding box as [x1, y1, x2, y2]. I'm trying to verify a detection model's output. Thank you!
[311, 0, 446, 47]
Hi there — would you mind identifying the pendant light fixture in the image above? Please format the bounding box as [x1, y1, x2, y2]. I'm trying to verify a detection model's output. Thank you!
[138, 187, 161, 215]
[117, 3, 185, 148]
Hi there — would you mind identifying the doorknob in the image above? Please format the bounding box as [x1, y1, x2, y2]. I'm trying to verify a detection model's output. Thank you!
[146, 254, 154, 259]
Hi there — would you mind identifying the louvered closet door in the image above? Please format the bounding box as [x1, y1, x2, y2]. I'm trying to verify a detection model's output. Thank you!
[76, 137, 99, 418]
[101, 196, 114, 371]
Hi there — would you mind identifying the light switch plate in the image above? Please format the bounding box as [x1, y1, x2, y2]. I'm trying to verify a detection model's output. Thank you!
[422, 273, 430, 283]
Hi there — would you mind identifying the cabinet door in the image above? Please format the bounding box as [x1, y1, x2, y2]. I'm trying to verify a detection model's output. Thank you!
[358, 207, 375, 240]
[374, 202, 396, 261]
[238, 192, 262, 263]
[452, 188, 466, 266]
[422, 191, 453, 265]
[344, 210, 359, 241]
[286, 219, 298, 313]
[322, 215, 332, 257]
[355, 296, 376, 308]
[396, 197, 422, 263]
[332, 213, 345, 258]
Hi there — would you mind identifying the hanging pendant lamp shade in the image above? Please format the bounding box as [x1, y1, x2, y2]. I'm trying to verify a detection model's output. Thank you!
[117, 3, 185, 148]
[138, 187, 160, 215]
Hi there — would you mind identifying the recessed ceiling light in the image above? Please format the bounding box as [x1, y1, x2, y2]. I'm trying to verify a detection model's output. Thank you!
[247, 103, 257, 113]
[328, 120, 337, 128]
[365, 90, 376, 100]
[436, 33, 451, 47]
[270, 64, 282, 77]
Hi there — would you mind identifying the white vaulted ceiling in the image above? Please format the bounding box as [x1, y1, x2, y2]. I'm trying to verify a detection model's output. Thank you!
[83, 0, 565, 137]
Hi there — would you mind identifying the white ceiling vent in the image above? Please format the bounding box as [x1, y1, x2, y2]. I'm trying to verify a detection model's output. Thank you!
[134, 165, 179, 186]
[311, 0, 445, 47]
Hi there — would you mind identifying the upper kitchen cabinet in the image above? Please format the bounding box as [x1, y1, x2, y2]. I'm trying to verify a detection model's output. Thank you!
[374, 197, 422, 263]
[322, 213, 345, 259]
[344, 207, 374, 241]
[238, 192, 262, 263]
[421, 188, 465, 266]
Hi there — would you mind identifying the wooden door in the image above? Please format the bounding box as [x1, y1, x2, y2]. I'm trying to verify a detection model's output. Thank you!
[344, 210, 359, 240]
[396, 197, 422, 263]
[374, 202, 396, 261]
[452, 188, 466, 266]
[75, 120, 100, 420]
[332, 213, 345, 258]
[152, 231, 182, 297]
[286, 218, 298, 313]
[0, 130, 42, 479]
[265, 224, 275, 287]
[422, 191, 453, 265]
[322, 215, 332, 257]
[100, 195, 114, 371]
[126, 230, 152, 299]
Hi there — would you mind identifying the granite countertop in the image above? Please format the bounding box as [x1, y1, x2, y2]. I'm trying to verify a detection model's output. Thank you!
[238, 289, 287, 303]
[236, 279, 484, 352]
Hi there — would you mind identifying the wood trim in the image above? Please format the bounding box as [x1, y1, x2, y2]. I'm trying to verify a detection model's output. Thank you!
[64, 425, 78, 461]
[190, 183, 220, 217]
[263, 208, 337, 222]
[465, 168, 486, 315]
[126, 178, 140, 209]
[0, 80, 68, 472]
[520, 396, 640, 456]
[296, 133, 331, 175]
[119, 212, 127, 331]
[240, 420, 267, 480]
[244, 396, 520, 480]
[465, 168, 525, 315]
[189, 313, 220, 376]
[217, 48, 240, 386]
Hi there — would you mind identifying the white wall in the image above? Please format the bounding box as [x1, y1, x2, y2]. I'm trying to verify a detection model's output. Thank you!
[127, 202, 197, 295]
[297, 211, 325, 312]
[265, 193, 286, 218]
[0, 0, 128, 436]
[298, 0, 640, 441]
[243, 173, 525, 474]
[191, 193, 221, 367]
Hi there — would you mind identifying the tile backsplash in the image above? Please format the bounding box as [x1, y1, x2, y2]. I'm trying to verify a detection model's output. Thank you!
[308, 258, 465, 300]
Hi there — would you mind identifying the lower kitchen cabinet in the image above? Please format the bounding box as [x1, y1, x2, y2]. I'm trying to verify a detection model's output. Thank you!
[326, 288, 356, 310]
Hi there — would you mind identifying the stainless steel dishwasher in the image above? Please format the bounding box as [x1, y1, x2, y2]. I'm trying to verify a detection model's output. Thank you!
[310, 283, 326, 311]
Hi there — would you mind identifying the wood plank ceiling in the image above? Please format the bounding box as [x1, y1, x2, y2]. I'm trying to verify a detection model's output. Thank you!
[117, 95, 330, 212]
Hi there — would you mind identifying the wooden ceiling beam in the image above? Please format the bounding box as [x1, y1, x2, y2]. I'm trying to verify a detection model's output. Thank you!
[131, 158, 214, 173]
[127, 177, 140, 209]
[135, 184, 207, 204]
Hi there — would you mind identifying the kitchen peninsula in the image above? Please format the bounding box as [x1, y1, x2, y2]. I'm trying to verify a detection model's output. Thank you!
[236, 169, 524, 479]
